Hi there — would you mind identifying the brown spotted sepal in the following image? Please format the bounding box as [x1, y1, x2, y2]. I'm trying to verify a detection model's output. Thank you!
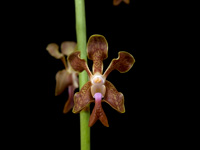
[103, 81, 125, 113]
[55, 69, 72, 96]
[73, 81, 94, 113]
[63, 86, 75, 114]
[113, 0, 130, 6]
[87, 34, 108, 74]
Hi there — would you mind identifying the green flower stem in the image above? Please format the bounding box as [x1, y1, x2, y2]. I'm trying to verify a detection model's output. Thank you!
[75, 0, 90, 150]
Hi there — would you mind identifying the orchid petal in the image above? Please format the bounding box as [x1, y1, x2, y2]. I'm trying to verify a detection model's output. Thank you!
[103, 51, 135, 78]
[63, 86, 75, 113]
[113, 0, 130, 5]
[123, 0, 130, 4]
[113, 0, 122, 6]
[103, 80, 125, 113]
[61, 41, 77, 56]
[46, 43, 63, 59]
[55, 69, 72, 96]
[87, 34, 108, 74]
[89, 93, 109, 127]
[68, 51, 92, 78]
[72, 81, 94, 113]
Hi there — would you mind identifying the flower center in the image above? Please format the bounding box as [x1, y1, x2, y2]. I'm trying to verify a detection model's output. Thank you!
[91, 75, 104, 84]
[94, 77, 102, 83]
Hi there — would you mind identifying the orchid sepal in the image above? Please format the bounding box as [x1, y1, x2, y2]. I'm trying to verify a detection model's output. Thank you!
[102, 80, 125, 113]
[63, 86, 75, 114]
[72, 81, 94, 113]
[55, 69, 72, 96]
[87, 34, 108, 74]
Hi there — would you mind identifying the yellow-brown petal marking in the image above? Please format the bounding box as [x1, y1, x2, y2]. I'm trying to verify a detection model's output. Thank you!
[87, 34, 108, 74]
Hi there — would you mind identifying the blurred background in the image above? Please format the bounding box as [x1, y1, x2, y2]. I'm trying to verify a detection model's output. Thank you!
[7, 0, 179, 149]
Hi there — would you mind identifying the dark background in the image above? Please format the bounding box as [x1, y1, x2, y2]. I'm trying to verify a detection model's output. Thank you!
[6, 0, 182, 149]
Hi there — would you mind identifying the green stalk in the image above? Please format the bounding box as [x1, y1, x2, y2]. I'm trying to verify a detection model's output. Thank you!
[74, 0, 90, 150]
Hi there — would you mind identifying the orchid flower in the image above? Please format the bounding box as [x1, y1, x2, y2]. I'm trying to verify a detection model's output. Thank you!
[68, 34, 135, 127]
[113, 0, 130, 6]
[46, 41, 79, 113]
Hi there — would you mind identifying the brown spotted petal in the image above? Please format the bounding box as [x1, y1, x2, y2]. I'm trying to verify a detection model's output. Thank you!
[55, 69, 72, 96]
[68, 51, 92, 77]
[73, 81, 94, 113]
[63, 86, 75, 113]
[103, 80, 125, 113]
[113, 0, 122, 5]
[87, 34, 108, 74]
[113, 0, 130, 6]
[123, 0, 130, 4]
[61, 41, 77, 56]
[46, 43, 63, 59]
[103, 51, 135, 78]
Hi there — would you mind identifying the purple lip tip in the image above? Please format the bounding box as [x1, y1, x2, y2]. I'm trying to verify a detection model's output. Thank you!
[94, 93, 102, 101]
